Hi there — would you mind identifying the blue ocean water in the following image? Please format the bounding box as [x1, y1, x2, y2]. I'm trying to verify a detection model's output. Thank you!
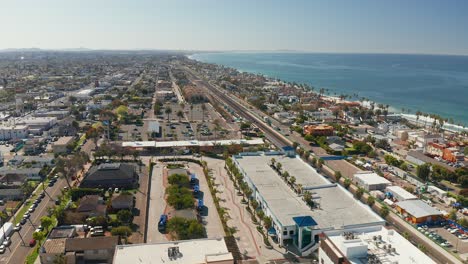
[190, 52, 468, 125]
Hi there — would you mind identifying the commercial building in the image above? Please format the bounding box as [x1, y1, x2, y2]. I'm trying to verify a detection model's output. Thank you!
[80, 163, 138, 189]
[52, 136, 75, 154]
[232, 152, 384, 256]
[113, 238, 234, 264]
[354, 172, 391, 191]
[319, 225, 436, 264]
[17, 117, 57, 135]
[395, 200, 443, 224]
[0, 125, 29, 140]
[303, 124, 334, 136]
[385, 186, 417, 202]
[385, 186, 418, 202]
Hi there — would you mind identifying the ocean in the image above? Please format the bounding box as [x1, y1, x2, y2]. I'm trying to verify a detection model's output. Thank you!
[190, 52, 468, 126]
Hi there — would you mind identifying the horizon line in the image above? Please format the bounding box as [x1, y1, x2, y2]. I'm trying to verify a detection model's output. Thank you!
[1, 48, 467, 57]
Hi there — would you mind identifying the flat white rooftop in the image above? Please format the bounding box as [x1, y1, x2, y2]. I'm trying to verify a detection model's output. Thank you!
[385, 186, 417, 201]
[354, 172, 391, 185]
[122, 138, 264, 148]
[113, 238, 233, 264]
[234, 153, 384, 229]
[325, 227, 436, 264]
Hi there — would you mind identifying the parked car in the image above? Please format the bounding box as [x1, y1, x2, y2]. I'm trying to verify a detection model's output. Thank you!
[14, 223, 21, 231]
[20, 219, 27, 225]
[90, 230, 104, 237]
[2, 237, 11, 247]
[29, 239, 36, 247]
[0, 245, 5, 254]
[158, 215, 168, 231]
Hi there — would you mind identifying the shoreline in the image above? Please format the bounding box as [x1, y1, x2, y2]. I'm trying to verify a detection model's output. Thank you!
[187, 53, 468, 130]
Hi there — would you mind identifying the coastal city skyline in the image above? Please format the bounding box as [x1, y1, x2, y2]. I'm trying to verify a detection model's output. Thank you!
[2, 0, 468, 55]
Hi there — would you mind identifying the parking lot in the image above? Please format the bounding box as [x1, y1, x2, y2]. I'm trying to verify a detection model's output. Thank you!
[155, 101, 241, 141]
[417, 224, 468, 254]
[146, 158, 225, 243]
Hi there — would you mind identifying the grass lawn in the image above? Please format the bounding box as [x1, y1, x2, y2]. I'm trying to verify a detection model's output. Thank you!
[74, 134, 87, 151]
[13, 179, 51, 224]
[92, 122, 103, 129]
[25, 212, 59, 264]
[109, 214, 118, 221]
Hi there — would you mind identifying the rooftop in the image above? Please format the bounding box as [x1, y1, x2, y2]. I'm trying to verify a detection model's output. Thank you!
[122, 138, 264, 148]
[395, 200, 443, 218]
[42, 238, 67, 254]
[385, 186, 417, 201]
[354, 172, 391, 185]
[233, 153, 384, 229]
[65, 236, 118, 252]
[325, 226, 436, 264]
[113, 238, 233, 264]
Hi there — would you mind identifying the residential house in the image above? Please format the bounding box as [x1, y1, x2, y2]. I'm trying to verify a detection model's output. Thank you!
[65, 236, 118, 264]
[52, 136, 75, 154]
[111, 194, 134, 210]
[76, 195, 107, 217]
[0, 189, 24, 200]
[0, 168, 42, 180]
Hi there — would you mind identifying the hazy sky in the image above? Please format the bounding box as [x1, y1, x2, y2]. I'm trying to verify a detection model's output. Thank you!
[1, 0, 468, 54]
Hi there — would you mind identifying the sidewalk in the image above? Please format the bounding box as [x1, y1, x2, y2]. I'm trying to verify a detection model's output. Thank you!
[204, 157, 288, 262]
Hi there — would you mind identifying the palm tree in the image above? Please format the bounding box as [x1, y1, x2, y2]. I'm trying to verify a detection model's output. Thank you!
[176, 110, 184, 122]
[190, 104, 194, 121]
[303, 191, 313, 207]
[282, 171, 290, 181]
[276, 162, 282, 173]
[165, 106, 172, 122]
[270, 158, 276, 168]
[201, 103, 207, 122]
[296, 183, 303, 194]
[289, 176, 296, 187]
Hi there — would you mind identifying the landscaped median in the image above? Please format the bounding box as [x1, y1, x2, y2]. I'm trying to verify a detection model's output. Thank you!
[24, 190, 71, 264]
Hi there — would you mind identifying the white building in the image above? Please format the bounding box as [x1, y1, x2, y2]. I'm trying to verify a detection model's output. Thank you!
[232, 153, 384, 256]
[306, 108, 333, 120]
[354, 172, 391, 191]
[385, 186, 417, 202]
[319, 225, 436, 264]
[113, 238, 233, 264]
[0, 125, 29, 140]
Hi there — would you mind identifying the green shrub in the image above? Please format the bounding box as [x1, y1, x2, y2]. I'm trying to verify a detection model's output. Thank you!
[167, 217, 205, 240]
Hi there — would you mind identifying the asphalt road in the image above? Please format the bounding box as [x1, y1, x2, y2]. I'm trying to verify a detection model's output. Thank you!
[0, 178, 67, 264]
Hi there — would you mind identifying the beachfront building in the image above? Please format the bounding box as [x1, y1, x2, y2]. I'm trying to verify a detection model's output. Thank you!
[231, 152, 384, 256]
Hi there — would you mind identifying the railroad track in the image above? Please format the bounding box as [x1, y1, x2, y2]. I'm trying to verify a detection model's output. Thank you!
[184, 68, 291, 148]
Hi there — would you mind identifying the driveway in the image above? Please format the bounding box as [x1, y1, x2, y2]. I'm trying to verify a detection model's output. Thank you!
[146, 161, 168, 243]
